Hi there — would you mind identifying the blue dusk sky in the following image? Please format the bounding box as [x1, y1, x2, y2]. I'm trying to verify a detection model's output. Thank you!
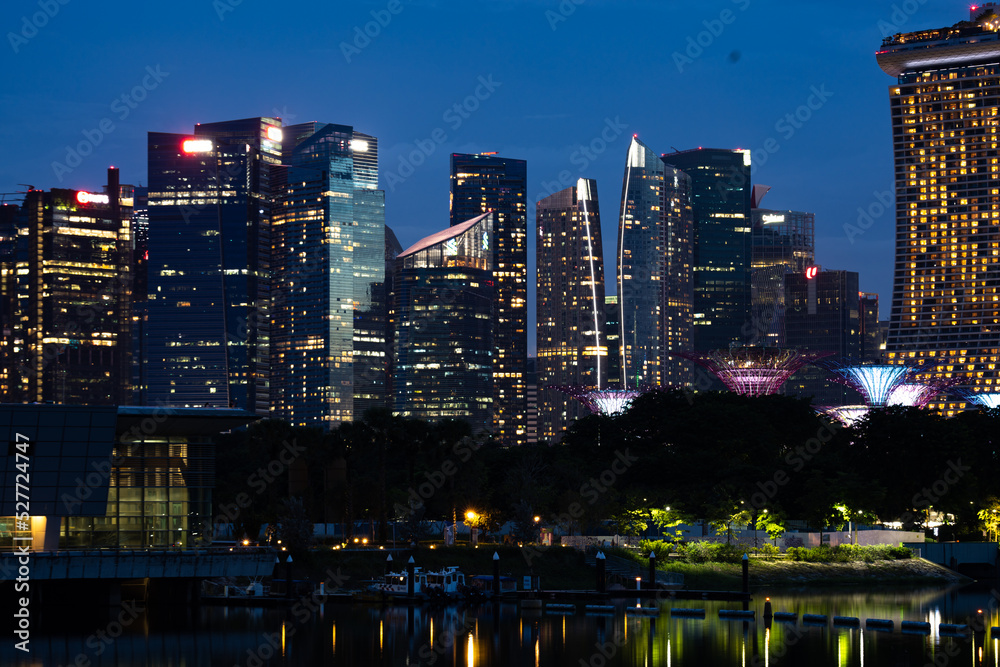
[0, 1, 968, 352]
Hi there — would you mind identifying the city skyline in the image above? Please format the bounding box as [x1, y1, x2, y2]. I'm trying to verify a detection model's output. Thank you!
[4, 1, 968, 353]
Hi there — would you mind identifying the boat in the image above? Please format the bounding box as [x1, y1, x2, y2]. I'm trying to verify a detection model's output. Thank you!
[374, 566, 466, 598]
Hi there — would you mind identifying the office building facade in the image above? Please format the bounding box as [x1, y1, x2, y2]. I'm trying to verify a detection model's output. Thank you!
[783, 268, 864, 406]
[750, 208, 816, 347]
[536, 179, 607, 442]
[617, 137, 694, 388]
[877, 6, 1000, 404]
[146, 118, 279, 414]
[393, 213, 495, 431]
[450, 153, 527, 444]
[665, 148, 752, 352]
[8, 169, 133, 405]
[271, 122, 388, 427]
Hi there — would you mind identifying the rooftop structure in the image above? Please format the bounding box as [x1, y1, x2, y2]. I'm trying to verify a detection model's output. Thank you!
[877, 4, 1000, 77]
[675, 347, 832, 397]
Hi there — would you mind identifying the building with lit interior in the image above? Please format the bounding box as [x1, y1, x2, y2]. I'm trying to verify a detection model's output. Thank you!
[0, 403, 255, 552]
[877, 4, 1000, 412]
[749, 199, 816, 347]
[676, 347, 830, 397]
[5, 169, 133, 405]
[783, 268, 865, 406]
[392, 213, 495, 432]
[536, 179, 607, 442]
[664, 147, 752, 353]
[617, 136, 694, 388]
[450, 153, 527, 444]
[271, 122, 390, 427]
[146, 118, 279, 414]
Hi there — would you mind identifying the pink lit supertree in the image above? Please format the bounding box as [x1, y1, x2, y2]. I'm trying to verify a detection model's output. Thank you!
[674, 347, 833, 397]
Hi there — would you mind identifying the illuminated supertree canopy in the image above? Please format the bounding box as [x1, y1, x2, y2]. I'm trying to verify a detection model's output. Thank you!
[886, 377, 962, 408]
[818, 405, 870, 426]
[675, 347, 833, 397]
[814, 359, 916, 407]
[957, 389, 1000, 410]
[551, 386, 649, 416]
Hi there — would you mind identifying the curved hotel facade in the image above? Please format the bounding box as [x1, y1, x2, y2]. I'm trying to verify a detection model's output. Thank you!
[877, 5, 1000, 405]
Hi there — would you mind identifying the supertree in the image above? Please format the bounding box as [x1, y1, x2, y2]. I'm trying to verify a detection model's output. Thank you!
[674, 347, 833, 397]
[956, 388, 1000, 410]
[550, 385, 653, 416]
[886, 377, 963, 408]
[818, 405, 871, 427]
[812, 358, 918, 407]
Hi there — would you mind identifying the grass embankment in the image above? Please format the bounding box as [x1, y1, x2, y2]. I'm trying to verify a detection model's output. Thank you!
[299, 545, 593, 591]
[612, 543, 968, 590]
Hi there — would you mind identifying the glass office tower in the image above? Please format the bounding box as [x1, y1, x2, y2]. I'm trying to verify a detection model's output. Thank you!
[536, 179, 607, 442]
[10, 168, 133, 405]
[393, 213, 495, 432]
[665, 148, 752, 352]
[617, 137, 694, 388]
[146, 118, 279, 414]
[877, 5, 1000, 407]
[271, 123, 388, 427]
[750, 208, 816, 347]
[450, 153, 527, 444]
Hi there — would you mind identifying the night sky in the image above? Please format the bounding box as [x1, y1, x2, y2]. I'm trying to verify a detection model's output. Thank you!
[0, 1, 967, 352]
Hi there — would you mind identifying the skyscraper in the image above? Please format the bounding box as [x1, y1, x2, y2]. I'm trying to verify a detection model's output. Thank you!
[877, 5, 1000, 406]
[665, 148, 752, 352]
[750, 206, 816, 347]
[860, 293, 881, 362]
[536, 179, 606, 442]
[450, 153, 527, 444]
[783, 268, 863, 406]
[393, 213, 495, 431]
[271, 122, 388, 427]
[9, 169, 133, 404]
[617, 137, 693, 388]
[146, 118, 279, 413]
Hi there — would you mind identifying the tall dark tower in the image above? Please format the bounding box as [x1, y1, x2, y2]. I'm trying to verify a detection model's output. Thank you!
[146, 118, 280, 413]
[536, 179, 606, 442]
[665, 148, 752, 352]
[877, 5, 1000, 410]
[617, 137, 694, 388]
[450, 153, 527, 444]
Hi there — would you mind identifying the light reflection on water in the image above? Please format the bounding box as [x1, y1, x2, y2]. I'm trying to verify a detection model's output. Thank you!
[3, 585, 998, 665]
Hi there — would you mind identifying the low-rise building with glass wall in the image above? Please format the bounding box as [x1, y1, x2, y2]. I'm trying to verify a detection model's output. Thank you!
[0, 404, 255, 551]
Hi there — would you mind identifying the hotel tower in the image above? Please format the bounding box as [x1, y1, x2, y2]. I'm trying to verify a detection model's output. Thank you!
[877, 3, 1000, 405]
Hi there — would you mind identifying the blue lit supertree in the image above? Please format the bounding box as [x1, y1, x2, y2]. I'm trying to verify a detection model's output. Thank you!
[813, 359, 917, 408]
[956, 388, 1000, 410]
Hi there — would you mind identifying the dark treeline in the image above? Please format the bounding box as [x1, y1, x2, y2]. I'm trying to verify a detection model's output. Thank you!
[213, 391, 1000, 544]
